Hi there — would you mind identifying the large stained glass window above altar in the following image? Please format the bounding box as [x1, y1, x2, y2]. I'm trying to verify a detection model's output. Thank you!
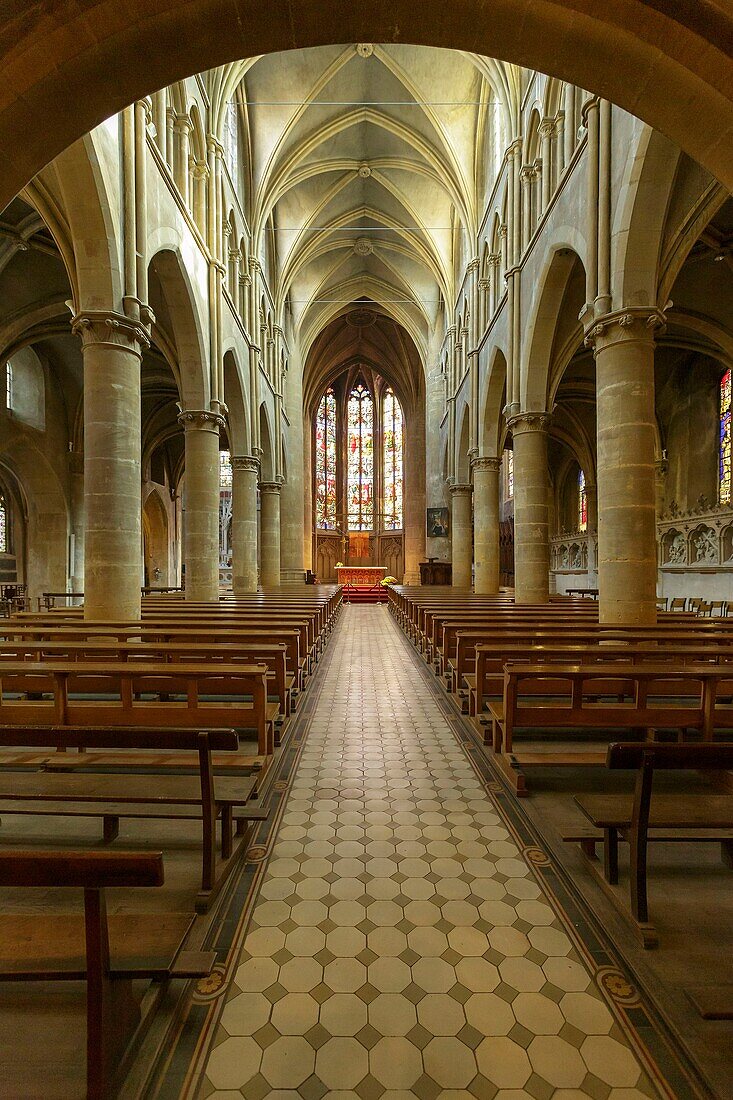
[383, 387, 403, 530]
[347, 382, 374, 530]
[720, 368, 731, 505]
[315, 387, 337, 528]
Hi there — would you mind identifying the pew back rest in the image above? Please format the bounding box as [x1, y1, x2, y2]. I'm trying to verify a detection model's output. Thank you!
[0, 849, 164, 888]
[607, 742, 733, 771]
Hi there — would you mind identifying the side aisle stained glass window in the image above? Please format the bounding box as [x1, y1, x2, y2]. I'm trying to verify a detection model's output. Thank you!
[720, 369, 731, 505]
[383, 387, 403, 529]
[315, 388, 337, 528]
[578, 469, 587, 531]
[0, 494, 5, 552]
[347, 383, 374, 530]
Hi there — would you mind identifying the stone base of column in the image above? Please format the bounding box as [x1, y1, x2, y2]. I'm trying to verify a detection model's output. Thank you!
[402, 569, 420, 585]
[280, 569, 305, 584]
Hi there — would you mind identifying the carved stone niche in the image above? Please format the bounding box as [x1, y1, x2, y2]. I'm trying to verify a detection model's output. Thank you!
[722, 524, 733, 564]
[688, 524, 719, 566]
[662, 528, 687, 566]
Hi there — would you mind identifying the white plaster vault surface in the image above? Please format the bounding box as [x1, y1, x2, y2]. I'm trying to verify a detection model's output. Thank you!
[202, 606, 655, 1098]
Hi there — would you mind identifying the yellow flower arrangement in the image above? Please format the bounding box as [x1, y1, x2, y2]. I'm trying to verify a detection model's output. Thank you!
[381, 576, 398, 586]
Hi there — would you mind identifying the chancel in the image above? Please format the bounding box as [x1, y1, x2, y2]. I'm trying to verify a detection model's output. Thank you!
[0, 7, 732, 1097]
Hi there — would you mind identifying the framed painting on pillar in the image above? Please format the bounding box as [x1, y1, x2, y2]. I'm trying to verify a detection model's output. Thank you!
[427, 507, 449, 538]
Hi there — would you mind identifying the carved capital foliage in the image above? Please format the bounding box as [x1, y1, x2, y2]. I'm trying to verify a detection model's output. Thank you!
[231, 455, 260, 475]
[450, 483, 473, 495]
[584, 307, 666, 350]
[506, 410, 552, 433]
[472, 456, 501, 473]
[177, 409, 226, 432]
[259, 480, 282, 494]
[71, 310, 151, 356]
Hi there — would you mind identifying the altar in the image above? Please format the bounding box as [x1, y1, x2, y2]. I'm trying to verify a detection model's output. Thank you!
[336, 566, 386, 587]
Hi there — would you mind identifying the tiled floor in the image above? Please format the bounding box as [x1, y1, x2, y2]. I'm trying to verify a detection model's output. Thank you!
[201, 606, 657, 1099]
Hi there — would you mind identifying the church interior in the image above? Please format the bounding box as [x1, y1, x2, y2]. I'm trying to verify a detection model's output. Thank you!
[0, 5, 732, 1098]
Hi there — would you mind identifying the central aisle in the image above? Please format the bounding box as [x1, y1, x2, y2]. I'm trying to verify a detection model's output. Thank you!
[203, 606, 653, 1098]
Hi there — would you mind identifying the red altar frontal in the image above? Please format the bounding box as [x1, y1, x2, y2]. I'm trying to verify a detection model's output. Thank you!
[336, 566, 386, 586]
[336, 566, 388, 603]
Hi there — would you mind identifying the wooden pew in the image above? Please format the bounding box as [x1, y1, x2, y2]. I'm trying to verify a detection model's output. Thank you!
[487, 663, 727, 795]
[1, 623, 305, 693]
[0, 849, 215, 1098]
[467, 640, 733, 720]
[0, 638, 293, 725]
[0, 726, 268, 910]
[0, 660, 276, 756]
[573, 742, 733, 949]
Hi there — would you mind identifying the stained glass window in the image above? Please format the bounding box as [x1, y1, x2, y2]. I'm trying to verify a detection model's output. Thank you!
[315, 388, 337, 528]
[347, 382, 374, 530]
[5, 362, 12, 410]
[720, 369, 731, 505]
[0, 494, 5, 553]
[383, 387, 403, 530]
[505, 448, 514, 499]
[578, 469, 587, 531]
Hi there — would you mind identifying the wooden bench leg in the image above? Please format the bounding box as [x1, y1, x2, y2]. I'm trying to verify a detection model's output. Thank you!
[721, 840, 733, 870]
[103, 816, 119, 844]
[603, 827, 619, 885]
[84, 887, 140, 1100]
[221, 805, 233, 860]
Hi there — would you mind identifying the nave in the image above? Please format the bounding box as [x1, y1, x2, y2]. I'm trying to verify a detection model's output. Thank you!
[192, 606, 672, 1099]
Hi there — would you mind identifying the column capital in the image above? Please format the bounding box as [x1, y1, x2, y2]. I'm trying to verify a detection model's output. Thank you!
[71, 309, 151, 356]
[232, 454, 260, 474]
[259, 480, 282, 494]
[472, 456, 501, 473]
[177, 408, 226, 433]
[584, 307, 666, 351]
[450, 483, 473, 496]
[506, 410, 552, 434]
[467, 257, 480, 274]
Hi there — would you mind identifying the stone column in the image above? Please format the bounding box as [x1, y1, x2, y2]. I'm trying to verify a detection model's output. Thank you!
[473, 457, 501, 594]
[69, 449, 85, 595]
[655, 458, 668, 522]
[587, 309, 664, 624]
[231, 455, 259, 593]
[450, 483, 473, 588]
[585, 479, 598, 581]
[179, 409, 223, 602]
[510, 412, 551, 604]
[260, 481, 281, 587]
[73, 310, 149, 621]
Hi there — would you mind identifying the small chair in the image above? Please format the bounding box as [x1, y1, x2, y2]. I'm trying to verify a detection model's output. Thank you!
[669, 597, 687, 612]
[656, 597, 668, 612]
[688, 597, 703, 614]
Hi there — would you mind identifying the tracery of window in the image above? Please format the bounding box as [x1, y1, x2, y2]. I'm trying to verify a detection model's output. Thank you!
[0, 494, 6, 553]
[223, 98, 238, 178]
[219, 450, 232, 566]
[382, 387, 403, 530]
[315, 388, 337, 529]
[720, 369, 731, 505]
[504, 449, 514, 499]
[347, 383, 374, 531]
[5, 362, 12, 410]
[578, 469, 587, 531]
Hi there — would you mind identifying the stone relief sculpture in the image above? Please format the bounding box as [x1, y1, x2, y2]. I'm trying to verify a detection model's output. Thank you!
[668, 533, 686, 564]
[692, 527, 717, 564]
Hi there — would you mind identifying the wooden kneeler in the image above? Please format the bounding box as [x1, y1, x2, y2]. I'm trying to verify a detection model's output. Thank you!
[0, 850, 214, 1099]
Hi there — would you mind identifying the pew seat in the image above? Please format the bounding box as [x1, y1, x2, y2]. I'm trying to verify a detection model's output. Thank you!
[573, 743, 733, 947]
[0, 850, 214, 1099]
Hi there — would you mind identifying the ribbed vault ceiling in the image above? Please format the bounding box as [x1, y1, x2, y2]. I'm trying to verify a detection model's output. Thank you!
[226, 44, 518, 361]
